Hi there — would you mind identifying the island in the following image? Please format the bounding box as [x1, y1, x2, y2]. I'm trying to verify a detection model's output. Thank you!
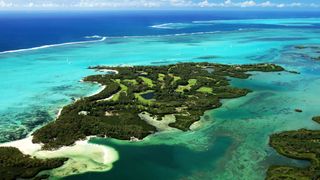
[31, 62, 284, 149]
[267, 116, 320, 179]
[0, 62, 284, 179]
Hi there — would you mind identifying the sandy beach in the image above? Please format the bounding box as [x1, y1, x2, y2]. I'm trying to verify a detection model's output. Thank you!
[0, 135, 119, 178]
[96, 69, 119, 74]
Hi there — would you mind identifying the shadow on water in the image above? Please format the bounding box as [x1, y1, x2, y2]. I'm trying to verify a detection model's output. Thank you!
[65, 136, 234, 180]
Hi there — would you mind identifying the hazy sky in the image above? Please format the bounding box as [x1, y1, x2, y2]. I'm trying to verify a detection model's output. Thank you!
[0, 0, 319, 10]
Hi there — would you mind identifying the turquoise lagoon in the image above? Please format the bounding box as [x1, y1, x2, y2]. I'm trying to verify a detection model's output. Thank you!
[1, 18, 320, 179]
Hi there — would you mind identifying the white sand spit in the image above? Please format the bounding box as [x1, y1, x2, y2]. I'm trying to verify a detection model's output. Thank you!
[0, 136, 119, 178]
[96, 69, 119, 74]
[0, 136, 42, 155]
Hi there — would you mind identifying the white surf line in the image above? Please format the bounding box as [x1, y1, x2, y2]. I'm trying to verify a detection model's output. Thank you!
[57, 108, 63, 118]
[88, 84, 107, 97]
[108, 30, 244, 40]
[0, 31, 235, 56]
[84, 35, 104, 39]
[0, 37, 107, 55]
[150, 23, 186, 29]
[192, 17, 320, 24]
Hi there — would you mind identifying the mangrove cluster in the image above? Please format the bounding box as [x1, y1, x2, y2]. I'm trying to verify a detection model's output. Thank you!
[0, 147, 67, 180]
[31, 62, 284, 150]
[267, 116, 320, 180]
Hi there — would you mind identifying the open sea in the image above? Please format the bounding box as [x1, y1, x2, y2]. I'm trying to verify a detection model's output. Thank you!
[1, 10, 320, 179]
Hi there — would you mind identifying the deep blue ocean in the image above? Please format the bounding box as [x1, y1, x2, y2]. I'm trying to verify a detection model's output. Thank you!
[1, 10, 320, 52]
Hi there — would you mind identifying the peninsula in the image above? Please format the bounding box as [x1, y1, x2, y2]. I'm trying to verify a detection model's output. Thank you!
[267, 116, 320, 179]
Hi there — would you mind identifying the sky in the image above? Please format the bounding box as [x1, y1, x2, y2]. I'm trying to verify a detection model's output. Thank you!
[0, 0, 319, 10]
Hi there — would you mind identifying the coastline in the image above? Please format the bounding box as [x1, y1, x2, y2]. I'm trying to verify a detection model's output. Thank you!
[0, 135, 119, 178]
[88, 84, 107, 97]
[30, 63, 284, 150]
[95, 69, 119, 74]
[0, 77, 119, 178]
[0, 13, 319, 180]
[0, 63, 285, 179]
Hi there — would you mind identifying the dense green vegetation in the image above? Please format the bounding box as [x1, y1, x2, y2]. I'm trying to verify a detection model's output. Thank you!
[0, 147, 67, 180]
[32, 62, 284, 150]
[267, 116, 320, 180]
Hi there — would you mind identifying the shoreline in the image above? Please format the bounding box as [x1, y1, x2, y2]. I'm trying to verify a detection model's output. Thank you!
[1, 72, 112, 155]
[95, 69, 119, 74]
[0, 76, 119, 178]
[57, 108, 63, 118]
[88, 84, 107, 97]
[0, 63, 285, 178]
[0, 135, 119, 178]
[30, 63, 284, 150]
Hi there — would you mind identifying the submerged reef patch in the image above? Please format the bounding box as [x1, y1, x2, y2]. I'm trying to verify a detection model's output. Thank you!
[294, 45, 320, 61]
[195, 55, 220, 60]
[0, 109, 53, 143]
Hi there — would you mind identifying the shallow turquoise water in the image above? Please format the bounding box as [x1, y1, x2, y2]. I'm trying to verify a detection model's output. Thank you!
[1, 18, 320, 179]
[70, 136, 233, 180]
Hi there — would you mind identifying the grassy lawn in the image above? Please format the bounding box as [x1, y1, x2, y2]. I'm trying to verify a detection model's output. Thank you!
[169, 74, 181, 85]
[158, 73, 165, 81]
[197, 87, 213, 93]
[176, 79, 197, 93]
[173, 76, 181, 82]
[123, 79, 138, 85]
[140, 77, 154, 87]
[111, 80, 128, 101]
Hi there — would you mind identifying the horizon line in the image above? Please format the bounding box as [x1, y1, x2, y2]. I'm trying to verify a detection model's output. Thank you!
[1, 7, 320, 11]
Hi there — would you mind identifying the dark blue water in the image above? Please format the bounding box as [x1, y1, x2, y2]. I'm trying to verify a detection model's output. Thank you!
[1, 10, 320, 52]
[141, 92, 155, 100]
